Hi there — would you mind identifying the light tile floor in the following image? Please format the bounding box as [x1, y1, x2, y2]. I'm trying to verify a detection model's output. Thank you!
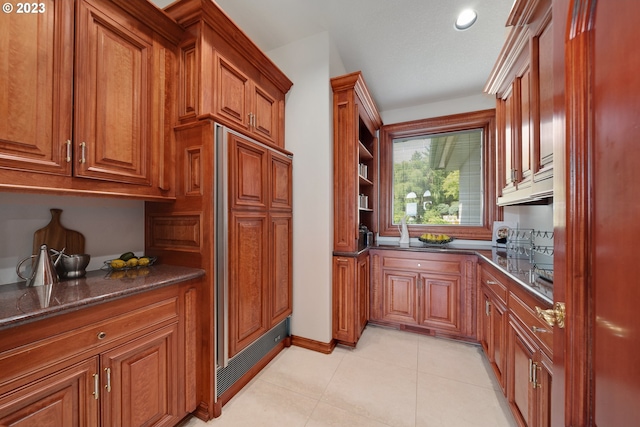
[180, 325, 517, 427]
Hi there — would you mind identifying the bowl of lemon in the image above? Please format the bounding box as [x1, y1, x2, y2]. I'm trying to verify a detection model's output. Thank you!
[418, 233, 454, 245]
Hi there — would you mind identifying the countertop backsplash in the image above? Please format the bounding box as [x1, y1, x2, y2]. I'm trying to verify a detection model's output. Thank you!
[0, 193, 145, 285]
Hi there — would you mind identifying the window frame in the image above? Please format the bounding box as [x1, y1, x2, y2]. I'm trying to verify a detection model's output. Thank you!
[379, 109, 500, 240]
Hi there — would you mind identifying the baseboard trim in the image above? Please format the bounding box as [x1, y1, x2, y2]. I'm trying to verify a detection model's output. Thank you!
[291, 335, 336, 354]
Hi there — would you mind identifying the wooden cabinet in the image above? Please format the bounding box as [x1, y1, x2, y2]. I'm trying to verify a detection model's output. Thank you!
[331, 71, 381, 252]
[0, 0, 73, 176]
[0, 0, 182, 199]
[507, 283, 553, 427]
[101, 324, 179, 427]
[166, 0, 291, 148]
[478, 259, 552, 427]
[332, 251, 369, 346]
[0, 280, 198, 427]
[485, 0, 554, 205]
[0, 358, 100, 427]
[227, 132, 293, 357]
[228, 211, 269, 358]
[478, 263, 509, 391]
[270, 212, 293, 327]
[330, 71, 381, 347]
[369, 250, 477, 340]
[74, 0, 152, 185]
[215, 53, 280, 146]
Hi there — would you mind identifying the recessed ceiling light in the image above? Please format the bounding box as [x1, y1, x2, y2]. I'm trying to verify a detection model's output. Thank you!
[455, 9, 477, 31]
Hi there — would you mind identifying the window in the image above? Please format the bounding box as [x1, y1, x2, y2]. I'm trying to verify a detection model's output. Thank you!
[379, 109, 499, 240]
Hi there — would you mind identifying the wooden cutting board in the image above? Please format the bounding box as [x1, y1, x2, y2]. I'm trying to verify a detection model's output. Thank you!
[33, 209, 86, 255]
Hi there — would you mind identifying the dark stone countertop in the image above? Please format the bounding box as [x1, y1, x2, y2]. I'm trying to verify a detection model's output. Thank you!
[371, 243, 553, 304]
[0, 264, 205, 331]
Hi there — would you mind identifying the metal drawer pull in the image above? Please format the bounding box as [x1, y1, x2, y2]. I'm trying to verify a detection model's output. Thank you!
[531, 326, 549, 334]
[486, 280, 498, 285]
[97, 331, 106, 340]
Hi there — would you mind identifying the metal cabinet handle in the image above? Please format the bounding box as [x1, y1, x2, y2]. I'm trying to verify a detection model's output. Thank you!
[65, 140, 72, 162]
[93, 373, 99, 400]
[485, 299, 491, 316]
[79, 142, 86, 164]
[531, 326, 549, 334]
[104, 367, 111, 392]
[97, 331, 106, 340]
[486, 280, 498, 285]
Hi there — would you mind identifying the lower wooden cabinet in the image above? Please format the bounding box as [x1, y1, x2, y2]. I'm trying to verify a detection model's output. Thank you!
[0, 280, 198, 427]
[478, 260, 552, 427]
[332, 251, 369, 346]
[0, 358, 100, 427]
[369, 250, 477, 340]
[507, 318, 552, 427]
[478, 265, 508, 391]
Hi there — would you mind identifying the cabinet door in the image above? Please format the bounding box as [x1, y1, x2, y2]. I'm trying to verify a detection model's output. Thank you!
[0, 358, 99, 427]
[269, 213, 292, 327]
[251, 82, 279, 144]
[533, 351, 552, 427]
[228, 211, 269, 357]
[518, 68, 533, 187]
[508, 320, 536, 427]
[381, 269, 419, 325]
[0, 0, 73, 176]
[491, 296, 507, 390]
[215, 53, 250, 131]
[101, 324, 180, 427]
[269, 151, 292, 210]
[333, 256, 357, 344]
[357, 254, 370, 335]
[418, 273, 460, 333]
[74, 0, 152, 185]
[481, 287, 507, 390]
[229, 133, 268, 210]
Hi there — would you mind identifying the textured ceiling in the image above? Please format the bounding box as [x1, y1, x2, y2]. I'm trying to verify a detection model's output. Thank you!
[153, 0, 514, 112]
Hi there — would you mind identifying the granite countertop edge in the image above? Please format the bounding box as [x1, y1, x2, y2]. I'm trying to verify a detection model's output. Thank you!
[0, 264, 205, 331]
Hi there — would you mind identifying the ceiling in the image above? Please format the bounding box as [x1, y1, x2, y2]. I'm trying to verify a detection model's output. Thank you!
[153, 0, 515, 113]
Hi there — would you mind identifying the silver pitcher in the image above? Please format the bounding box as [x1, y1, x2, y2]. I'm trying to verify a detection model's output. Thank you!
[16, 244, 60, 287]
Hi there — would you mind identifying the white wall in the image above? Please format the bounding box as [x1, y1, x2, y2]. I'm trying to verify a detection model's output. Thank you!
[381, 93, 496, 125]
[0, 193, 144, 284]
[267, 32, 344, 344]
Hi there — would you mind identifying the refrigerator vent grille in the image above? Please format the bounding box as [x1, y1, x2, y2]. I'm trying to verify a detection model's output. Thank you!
[216, 318, 290, 397]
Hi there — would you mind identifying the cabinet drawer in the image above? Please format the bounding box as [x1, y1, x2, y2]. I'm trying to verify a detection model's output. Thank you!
[381, 255, 462, 275]
[0, 296, 179, 389]
[480, 268, 507, 304]
[509, 291, 553, 357]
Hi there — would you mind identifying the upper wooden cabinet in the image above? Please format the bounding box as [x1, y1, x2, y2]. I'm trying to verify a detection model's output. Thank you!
[485, 0, 554, 205]
[215, 53, 280, 145]
[331, 71, 382, 253]
[0, 0, 183, 199]
[165, 0, 292, 148]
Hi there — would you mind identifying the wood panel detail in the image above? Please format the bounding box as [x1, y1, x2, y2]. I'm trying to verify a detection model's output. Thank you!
[181, 44, 197, 120]
[269, 152, 292, 210]
[147, 214, 201, 251]
[228, 212, 268, 358]
[186, 147, 202, 196]
[270, 213, 292, 327]
[184, 287, 197, 412]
